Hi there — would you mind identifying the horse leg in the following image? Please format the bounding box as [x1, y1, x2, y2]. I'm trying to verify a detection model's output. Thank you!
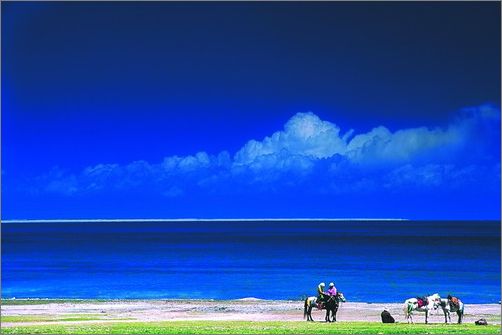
[333, 308, 337, 322]
[425, 310, 428, 324]
[457, 310, 462, 324]
[304, 300, 308, 321]
[305, 300, 312, 322]
[404, 303, 413, 324]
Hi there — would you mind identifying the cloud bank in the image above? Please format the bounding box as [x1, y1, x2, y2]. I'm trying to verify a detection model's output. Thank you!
[31, 104, 500, 201]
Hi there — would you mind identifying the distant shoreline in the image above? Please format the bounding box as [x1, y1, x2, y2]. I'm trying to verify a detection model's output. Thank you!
[2, 298, 501, 305]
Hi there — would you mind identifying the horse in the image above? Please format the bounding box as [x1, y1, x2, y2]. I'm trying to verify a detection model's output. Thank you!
[403, 293, 441, 324]
[438, 297, 464, 324]
[326, 292, 346, 322]
[304, 292, 345, 322]
[304, 296, 317, 321]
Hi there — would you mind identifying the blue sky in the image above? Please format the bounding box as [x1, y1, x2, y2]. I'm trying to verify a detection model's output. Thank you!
[2, 2, 500, 220]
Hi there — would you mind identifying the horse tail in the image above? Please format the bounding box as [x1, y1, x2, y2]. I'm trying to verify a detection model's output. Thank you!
[304, 298, 308, 319]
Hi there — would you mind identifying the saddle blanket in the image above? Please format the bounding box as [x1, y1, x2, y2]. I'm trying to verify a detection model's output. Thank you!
[449, 297, 460, 308]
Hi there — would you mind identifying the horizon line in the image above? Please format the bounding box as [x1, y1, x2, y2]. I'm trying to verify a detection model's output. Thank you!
[1, 217, 412, 223]
[2, 218, 499, 223]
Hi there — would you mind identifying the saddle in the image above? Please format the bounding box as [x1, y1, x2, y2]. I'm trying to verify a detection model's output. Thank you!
[449, 296, 460, 308]
[416, 297, 427, 308]
[316, 294, 331, 309]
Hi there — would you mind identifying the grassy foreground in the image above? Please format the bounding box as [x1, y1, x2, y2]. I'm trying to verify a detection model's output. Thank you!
[1, 321, 500, 334]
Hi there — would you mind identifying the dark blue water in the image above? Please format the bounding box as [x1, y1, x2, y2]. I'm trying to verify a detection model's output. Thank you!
[2, 221, 500, 303]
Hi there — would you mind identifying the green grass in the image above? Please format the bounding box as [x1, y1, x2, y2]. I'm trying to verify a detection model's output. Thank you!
[1, 299, 110, 306]
[1, 321, 500, 334]
[0, 314, 106, 323]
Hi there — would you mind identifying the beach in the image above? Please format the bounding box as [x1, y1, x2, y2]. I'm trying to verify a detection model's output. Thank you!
[2, 299, 500, 327]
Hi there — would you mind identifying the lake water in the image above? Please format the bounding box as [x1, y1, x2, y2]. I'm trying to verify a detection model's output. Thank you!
[2, 220, 500, 303]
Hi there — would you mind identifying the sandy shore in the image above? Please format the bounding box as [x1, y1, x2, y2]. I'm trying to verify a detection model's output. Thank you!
[2, 299, 500, 327]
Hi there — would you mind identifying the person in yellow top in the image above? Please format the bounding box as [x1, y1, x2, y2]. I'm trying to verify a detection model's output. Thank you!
[317, 282, 327, 302]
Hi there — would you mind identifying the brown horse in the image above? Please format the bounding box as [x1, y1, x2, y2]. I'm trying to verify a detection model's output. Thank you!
[439, 297, 464, 324]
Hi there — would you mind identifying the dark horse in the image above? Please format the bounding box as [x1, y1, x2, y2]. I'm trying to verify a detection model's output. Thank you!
[438, 297, 464, 324]
[304, 292, 346, 322]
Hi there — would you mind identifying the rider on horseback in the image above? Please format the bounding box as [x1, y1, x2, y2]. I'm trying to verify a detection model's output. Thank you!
[327, 282, 337, 297]
[317, 282, 328, 304]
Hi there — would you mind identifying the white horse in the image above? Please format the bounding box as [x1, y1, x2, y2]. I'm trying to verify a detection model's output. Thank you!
[403, 293, 441, 324]
[304, 296, 322, 322]
[439, 297, 464, 324]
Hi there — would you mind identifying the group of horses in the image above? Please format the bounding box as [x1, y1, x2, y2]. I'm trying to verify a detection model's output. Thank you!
[303, 292, 465, 324]
[404, 293, 464, 324]
[304, 292, 346, 322]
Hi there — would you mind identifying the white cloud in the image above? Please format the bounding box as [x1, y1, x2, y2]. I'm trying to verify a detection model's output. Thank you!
[34, 105, 500, 196]
[234, 112, 350, 166]
[346, 125, 460, 165]
[234, 105, 499, 170]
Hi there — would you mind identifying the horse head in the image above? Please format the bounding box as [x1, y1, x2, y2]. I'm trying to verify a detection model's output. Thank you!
[337, 292, 346, 303]
[428, 293, 441, 310]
